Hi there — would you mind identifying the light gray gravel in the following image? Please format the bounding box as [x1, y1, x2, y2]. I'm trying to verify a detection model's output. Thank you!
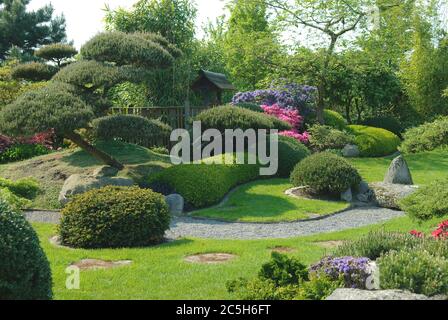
[25, 207, 405, 240]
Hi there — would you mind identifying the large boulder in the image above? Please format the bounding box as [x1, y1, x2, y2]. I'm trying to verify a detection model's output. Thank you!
[326, 289, 447, 301]
[370, 182, 418, 209]
[165, 194, 184, 216]
[59, 174, 134, 205]
[384, 155, 413, 185]
[342, 144, 360, 158]
[355, 181, 375, 203]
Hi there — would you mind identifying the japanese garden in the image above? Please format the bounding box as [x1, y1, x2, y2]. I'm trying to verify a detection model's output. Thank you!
[0, 0, 448, 302]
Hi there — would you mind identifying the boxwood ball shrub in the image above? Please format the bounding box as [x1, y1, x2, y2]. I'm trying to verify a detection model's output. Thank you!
[290, 152, 362, 195]
[400, 117, 448, 154]
[347, 125, 401, 157]
[195, 105, 292, 133]
[92, 114, 172, 148]
[361, 116, 403, 138]
[276, 135, 310, 178]
[399, 179, 448, 221]
[59, 186, 170, 249]
[0, 201, 52, 300]
[378, 249, 448, 296]
[149, 163, 260, 208]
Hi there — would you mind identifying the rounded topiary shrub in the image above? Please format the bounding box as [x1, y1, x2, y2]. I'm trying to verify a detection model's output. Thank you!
[361, 116, 403, 138]
[324, 110, 347, 130]
[347, 125, 401, 157]
[276, 135, 310, 178]
[91, 114, 172, 148]
[400, 117, 448, 154]
[195, 105, 292, 133]
[399, 179, 448, 221]
[59, 186, 170, 249]
[0, 201, 52, 300]
[11, 62, 57, 81]
[290, 152, 362, 195]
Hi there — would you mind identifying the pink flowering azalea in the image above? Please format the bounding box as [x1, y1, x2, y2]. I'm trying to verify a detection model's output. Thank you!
[261, 104, 309, 143]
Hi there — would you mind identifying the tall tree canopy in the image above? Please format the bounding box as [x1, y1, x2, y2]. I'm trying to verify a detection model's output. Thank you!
[0, 0, 67, 61]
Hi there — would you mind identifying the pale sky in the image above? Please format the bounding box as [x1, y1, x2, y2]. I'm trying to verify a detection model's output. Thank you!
[29, 0, 227, 49]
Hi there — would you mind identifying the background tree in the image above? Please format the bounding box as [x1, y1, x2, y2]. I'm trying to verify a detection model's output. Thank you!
[0, 0, 67, 61]
[0, 32, 178, 170]
[223, 0, 282, 91]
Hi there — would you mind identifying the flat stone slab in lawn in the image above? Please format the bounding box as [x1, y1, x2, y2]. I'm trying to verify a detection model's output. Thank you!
[25, 207, 405, 240]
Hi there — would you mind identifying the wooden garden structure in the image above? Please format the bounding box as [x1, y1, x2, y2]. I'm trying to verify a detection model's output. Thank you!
[191, 70, 235, 106]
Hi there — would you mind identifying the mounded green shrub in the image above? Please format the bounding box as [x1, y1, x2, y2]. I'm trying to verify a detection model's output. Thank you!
[0, 201, 52, 300]
[0, 177, 39, 199]
[0, 144, 50, 164]
[59, 186, 170, 249]
[149, 163, 260, 208]
[334, 230, 421, 260]
[290, 152, 362, 195]
[400, 117, 448, 154]
[235, 102, 263, 113]
[35, 43, 78, 64]
[91, 114, 172, 148]
[11, 62, 57, 81]
[361, 116, 403, 138]
[378, 249, 448, 296]
[195, 105, 292, 133]
[308, 125, 354, 152]
[81, 32, 174, 68]
[347, 125, 401, 157]
[399, 179, 448, 221]
[276, 135, 310, 178]
[324, 110, 347, 130]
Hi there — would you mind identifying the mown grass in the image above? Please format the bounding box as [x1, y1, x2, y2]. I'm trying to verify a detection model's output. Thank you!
[192, 179, 349, 223]
[34, 213, 447, 300]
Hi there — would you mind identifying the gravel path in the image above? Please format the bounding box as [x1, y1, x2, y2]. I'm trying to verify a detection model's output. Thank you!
[25, 207, 404, 240]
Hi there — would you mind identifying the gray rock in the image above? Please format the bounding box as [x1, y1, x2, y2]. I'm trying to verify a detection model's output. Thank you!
[92, 166, 119, 177]
[165, 194, 184, 216]
[384, 155, 414, 185]
[355, 181, 375, 203]
[341, 188, 353, 202]
[342, 144, 360, 158]
[326, 289, 447, 300]
[370, 182, 418, 209]
[59, 174, 134, 205]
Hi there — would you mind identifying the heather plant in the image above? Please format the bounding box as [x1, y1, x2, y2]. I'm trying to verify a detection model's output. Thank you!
[310, 256, 371, 289]
[259, 252, 309, 286]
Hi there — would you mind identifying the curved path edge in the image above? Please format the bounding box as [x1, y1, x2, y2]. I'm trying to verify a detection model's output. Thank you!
[25, 207, 405, 240]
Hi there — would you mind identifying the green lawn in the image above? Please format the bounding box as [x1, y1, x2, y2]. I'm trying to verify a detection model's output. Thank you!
[34, 213, 447, 300]
[349, 148, 448, 185]
[192, 179, 349, 222]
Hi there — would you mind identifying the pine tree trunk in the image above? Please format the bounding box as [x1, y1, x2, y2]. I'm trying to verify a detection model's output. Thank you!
[64, 131, 124, 170]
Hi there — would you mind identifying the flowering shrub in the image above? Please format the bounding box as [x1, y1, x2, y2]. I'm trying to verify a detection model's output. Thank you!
[310, 256, 371, 289]
[232, 84, 316, 111]
[261, 104, 309, 143]
[411, 220, 448, 240]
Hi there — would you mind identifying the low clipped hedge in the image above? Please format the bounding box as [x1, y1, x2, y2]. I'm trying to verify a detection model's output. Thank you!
[0, 201, 52, 300]
[399, 179, 448, 221]
[59, 186, 170, 249]
[276, 135, 310, 178]
[195, 105, 292, 133]
[347, 125, 401, 157]
[290, 152, 362, 195]
[149, 163, 260, 209]
[91, 114, 172, 148]
[361, 116, 403, 138]
[400, 117, 448, 154]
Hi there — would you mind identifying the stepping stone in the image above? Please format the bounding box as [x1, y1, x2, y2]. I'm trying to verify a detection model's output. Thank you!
[270, 246, 297, 254]
[315, 241, 345, 249]
[71, 259, 132, 271]
[184, 253, 237, 264]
